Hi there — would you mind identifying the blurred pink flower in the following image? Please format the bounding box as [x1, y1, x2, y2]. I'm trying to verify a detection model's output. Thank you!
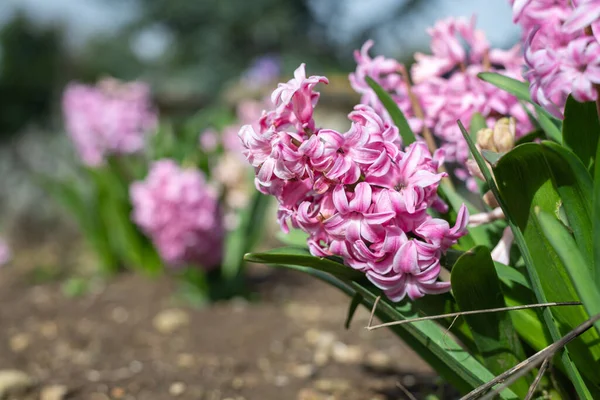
[0, 238, 10, 266]
[62, 78, 157, 166]
[199, 128, 220, 152]
[239, 65, 468, 301]
[130, 159, 224, 269]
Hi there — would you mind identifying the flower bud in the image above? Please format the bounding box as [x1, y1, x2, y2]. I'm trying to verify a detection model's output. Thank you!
[483, 190, 499, 208]
[492, 117, 515, 153]
[476, 127, 496, 151]
[466, 159, 484, 181]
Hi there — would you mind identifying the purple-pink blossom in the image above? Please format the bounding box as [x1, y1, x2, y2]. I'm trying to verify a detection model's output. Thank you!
[130, 159, 224, 269]
[62, 78, 157, 166]
[350, 17, 532, 192]
[511, 0, 600, 117]
[0, 238, 10, 266]
[238, 64, 468, 302]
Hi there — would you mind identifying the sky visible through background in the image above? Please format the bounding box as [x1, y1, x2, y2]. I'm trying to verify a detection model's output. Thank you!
[0, 0, 520, 61]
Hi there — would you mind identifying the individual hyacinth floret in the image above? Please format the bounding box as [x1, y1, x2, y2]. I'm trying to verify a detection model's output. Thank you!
[238, 64, 468, 301]
[130, 159, 224, 269]
[349, 17, 533, 192]
[62, 78, 157, 166]
[510, 0, 600, 118]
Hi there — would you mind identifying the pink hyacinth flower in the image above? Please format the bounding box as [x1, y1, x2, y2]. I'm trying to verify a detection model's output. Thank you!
[130, 159, 224, 269]
[62, 78, 157, 166]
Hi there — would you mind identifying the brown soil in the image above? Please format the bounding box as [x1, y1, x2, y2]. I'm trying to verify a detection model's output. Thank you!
[0, 250, 452, 400]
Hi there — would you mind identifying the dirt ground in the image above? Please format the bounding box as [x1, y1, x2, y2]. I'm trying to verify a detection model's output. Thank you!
[0, 239, 453, 400]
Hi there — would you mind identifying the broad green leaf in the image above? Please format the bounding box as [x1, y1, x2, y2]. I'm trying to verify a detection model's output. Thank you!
[562, 95, 600, 174]
[344, 293, 363, 329]
[470, 112, 487, 141]
[459, 121, 595, 398]
[365, 76, 416, 146]
[478, 72, 531, 103]
[541, 142, 593, 266]
[244, 247, 364, 281]
[446, 250, 531, 289]
[451, 246, 530, 397]
[482, 150, 503, 166]
[477, 72, 561, 141]
[223, 189, 271, 279]
[492, 144, 600, 392]
[594, 134, 600, 289]
[494, 262, 531, 289]
[89, 166, 156, 274]
[535, 110, 563, 142]
[515, 129, 545, 146]
[537, 211, 600, 336]
[520, 101, 542, 130]
[504, 296, 550, 351]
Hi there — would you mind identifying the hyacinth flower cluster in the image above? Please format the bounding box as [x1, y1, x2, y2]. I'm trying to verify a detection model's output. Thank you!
[130, 160, 224, 269]
[63, 78, 158, 166]
[238, 64, 468, 301]
[350, 17, 533, 191]
[510, 0, 600, 117]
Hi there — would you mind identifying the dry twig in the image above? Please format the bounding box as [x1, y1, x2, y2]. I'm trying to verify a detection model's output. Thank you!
[524, 357, 550, 400]
[461, 313, 600, 400]
[366, 301, 581, 331]
[396, 381, 419, 400]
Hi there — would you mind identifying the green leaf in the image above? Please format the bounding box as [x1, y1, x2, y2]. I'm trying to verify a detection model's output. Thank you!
[478, 72, 532, 103]
[562, 95, 600, 174]
[223, 190, 271, 279]
[537, 211, 600, 336]
[89, 166, 156, 274]
[492, 146, 600, 393]
[41, 175, 117, 273]
[470, 112, 487, 141]
[541, 142, 594, 266]
[494, 262, 531, 289]
[477, 72, 561, 141]
[458, 121, 596, 398]
[515, 129, 545, 146]
[482, 150, 503, 166]
[451, 246, 530, 397]
[344, 293, 363, 329]
[365, 76, 416, 146]
[244, 247, 364, 281]
[593, 136, 600, 293]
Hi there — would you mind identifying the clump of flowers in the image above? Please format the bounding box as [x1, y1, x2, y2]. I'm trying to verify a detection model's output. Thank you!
[130, 159, 224, 269]
[350, 17, 532, 191]
[238, 64, 468, 301]
[510, 0, 600, 117]
[62, 78, 157, 166]
[0, 238, 10, 266]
